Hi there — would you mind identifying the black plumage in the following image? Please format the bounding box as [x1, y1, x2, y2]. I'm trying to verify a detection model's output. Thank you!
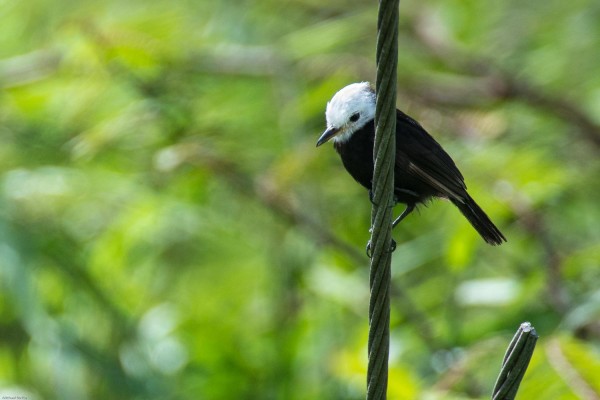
[332, 110, 506, 245]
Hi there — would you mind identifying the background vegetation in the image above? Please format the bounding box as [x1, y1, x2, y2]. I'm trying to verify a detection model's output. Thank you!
[1, 0, 599, 399]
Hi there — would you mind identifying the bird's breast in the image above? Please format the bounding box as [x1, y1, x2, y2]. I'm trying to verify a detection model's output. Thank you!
[334, 124, 375, 190]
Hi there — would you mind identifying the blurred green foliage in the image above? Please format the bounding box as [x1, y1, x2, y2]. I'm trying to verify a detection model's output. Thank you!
[0, 0, 599, 399]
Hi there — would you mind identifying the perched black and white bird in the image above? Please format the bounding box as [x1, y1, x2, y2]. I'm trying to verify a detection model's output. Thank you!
[316, 82, 506, 245]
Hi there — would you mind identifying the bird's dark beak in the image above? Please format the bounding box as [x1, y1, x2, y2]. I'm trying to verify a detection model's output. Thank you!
[316, 126, 340, 147]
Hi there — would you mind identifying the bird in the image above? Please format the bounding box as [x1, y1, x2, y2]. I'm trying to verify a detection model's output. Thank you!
[316, 82, 506, 246]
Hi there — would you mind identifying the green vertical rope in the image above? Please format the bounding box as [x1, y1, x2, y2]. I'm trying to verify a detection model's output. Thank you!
[367, 0, 399, 399]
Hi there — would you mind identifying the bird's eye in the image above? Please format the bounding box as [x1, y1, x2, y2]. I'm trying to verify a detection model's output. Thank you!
[349, 112, 360, 122]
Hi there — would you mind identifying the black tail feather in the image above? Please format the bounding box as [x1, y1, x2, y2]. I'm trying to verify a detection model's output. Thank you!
[451, 195, 506, 245]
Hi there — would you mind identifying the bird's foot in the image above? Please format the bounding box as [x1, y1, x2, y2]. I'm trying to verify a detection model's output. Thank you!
[366, 238, 397, 258]
[369, 189, 377, 206]
[369, 190, 397, 209]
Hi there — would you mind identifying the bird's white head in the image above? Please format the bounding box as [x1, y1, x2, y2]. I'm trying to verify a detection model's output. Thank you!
[316, 82, 376, 147]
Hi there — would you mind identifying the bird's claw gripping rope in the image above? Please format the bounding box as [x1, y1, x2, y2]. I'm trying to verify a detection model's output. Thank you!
[366, 238, 396, 258]
[369, 189, 376, 205]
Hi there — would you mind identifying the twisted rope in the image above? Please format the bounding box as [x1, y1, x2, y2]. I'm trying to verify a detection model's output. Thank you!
[367, 0, 399, 399]
[492, 322, 538, 400]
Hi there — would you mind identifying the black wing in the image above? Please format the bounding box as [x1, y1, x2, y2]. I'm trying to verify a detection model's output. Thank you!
[395, 110, 467, 202]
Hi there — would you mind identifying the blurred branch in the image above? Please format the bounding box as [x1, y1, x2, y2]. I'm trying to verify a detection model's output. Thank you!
[78, 23, 368, 262]
[63, 328, 159, 397]
[499, 80, 600, 148]
[4, 220, 148, 396]
[492, 322, 538, 400]
[78, 17, 600, 150]
[28, 224, 133, 331]
[8, 215, 132, 334]
[189, 45, 284, 77]
[168, 141, 365, 260]
[546, 339, 600, 400]
[160, 141, 440, 348]
[0, 50, 62, 88]
[514, 204, 569, 314]
[410, 19, 600, 149]
[410, 19, 577, 315]
[191, 39, 600, 150]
